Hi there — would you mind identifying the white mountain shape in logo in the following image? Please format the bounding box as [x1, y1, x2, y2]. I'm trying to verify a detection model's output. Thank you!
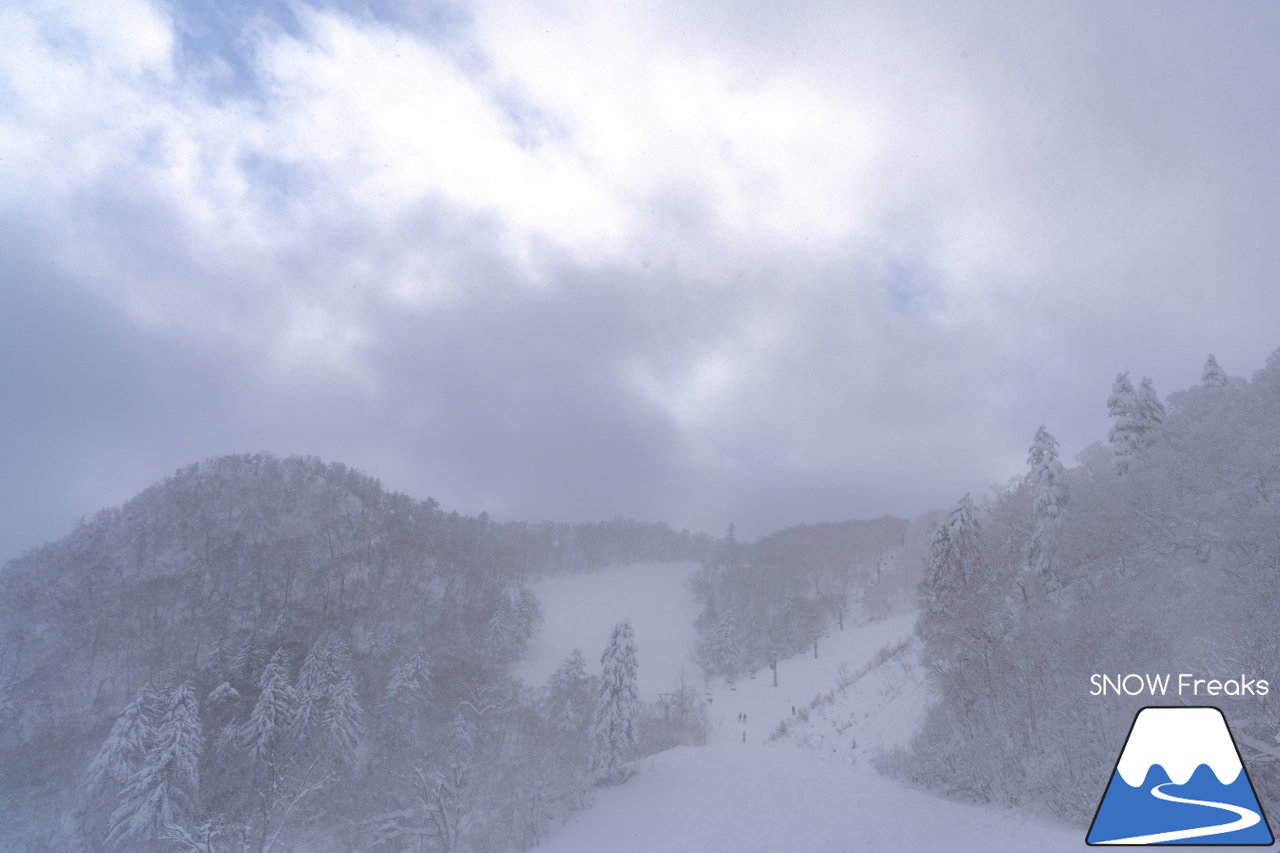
[1116, 707, 1242, 786]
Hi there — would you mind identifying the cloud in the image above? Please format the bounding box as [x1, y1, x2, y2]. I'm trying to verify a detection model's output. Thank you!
[2, 0, 1280, 561]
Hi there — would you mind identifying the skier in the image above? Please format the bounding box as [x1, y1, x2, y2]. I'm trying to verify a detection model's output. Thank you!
[742, 730, 747, 743]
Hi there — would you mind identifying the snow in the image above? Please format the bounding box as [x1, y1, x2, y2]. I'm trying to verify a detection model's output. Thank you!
[523, 563, 1088, 852]
[702, 611, 922, 751]
[517, 561, 701, 700]
[535, 741, 1081, 853]
[1116, 707, 1243, 786]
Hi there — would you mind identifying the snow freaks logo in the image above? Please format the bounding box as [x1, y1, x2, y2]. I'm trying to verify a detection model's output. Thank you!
[1086, 707, 1274, 846]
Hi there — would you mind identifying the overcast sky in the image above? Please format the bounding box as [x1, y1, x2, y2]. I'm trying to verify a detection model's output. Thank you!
[2, 0, 1279, 563]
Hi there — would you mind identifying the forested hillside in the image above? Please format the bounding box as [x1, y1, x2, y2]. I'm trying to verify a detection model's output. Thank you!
[0, 454, 711, 851]
[691, 516, 909, 680]
[897, 353, 1280, 820]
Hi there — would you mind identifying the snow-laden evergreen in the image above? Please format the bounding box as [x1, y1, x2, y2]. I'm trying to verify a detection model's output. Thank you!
[384, 650, 431, 708]
[293, 638, 363, 767]
[918, 494, 982, 633]
[588, 620, 639, 781]
[1137, 375, 1167, 427]
[1107, 371, 1141, 473]
[106, 683, 204, 849]
[1202, 352, 1229, 387]
[322, 657, 364, 768]
[1026, 425, 1068, 585]
[207, 681, 239, 706]
[244, 648, 295, 764]
[1108, 371, 1165, 474]
[293, 639, 332, 736]
[547, 648, 592, 732]
[697, 608, 743, 680]
[85, 684, 159, 790]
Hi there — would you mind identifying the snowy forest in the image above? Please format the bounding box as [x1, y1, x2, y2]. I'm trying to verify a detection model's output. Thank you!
[6, 351, 1280, 850]
[894, 353, 1280, 820]
[0, 456, 709, 851]
[691, 517, 910, 680]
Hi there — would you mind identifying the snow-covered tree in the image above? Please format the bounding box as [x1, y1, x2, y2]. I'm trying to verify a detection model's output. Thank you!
[323, 661, 363, 767]
[920, 495, 982, 608]
[698, 609, 741, 679]
[1107, 372, 1141, 474]
[294, 638, 362, 767]
[244, 649, 295, 764]
[293, 639, 331, 735]
[515, 586, 545, 639]
[1137, 376, 1167, 427]
[405, 711, 477, 853]
[917, 495, 988, 663]
[548, 648, 591, 727]
[232, 631, 269, 685]
[1026, 425, 1069, 586]
[486, 595, 522, 661]
[384, 651, 431, 708]
[1109, 371, 1165, 474]
[588, 620, 639, 781]
[1202, 353, 1229, 388]
[106, 683, 204, 849]
[557, 698, 581, 734]
[207, 681, 239, 707]
[85, 684, 159, 790]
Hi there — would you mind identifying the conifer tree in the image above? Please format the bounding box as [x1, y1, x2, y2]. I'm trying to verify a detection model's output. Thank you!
[1026, 425, 1069, 586]
[557, 698, 581, 734]
[293, 639, 332, 736]
[711, 611, 741, 679]
[244, 649, 295, 764]
[548, 648, 591, 724]
[588, 620, 639, 780]
[106, 683, 204, 849]
[917, 495, 985, 661]
[1138, 376, 1167, 428]
[384, 651, 431, 708]
[487, 595, 521, 661]
[1108, 372, 1141, 474]
[1109, 372, 1166, 475]
[323, 655, 363, 767]
[1202, 353, 1229, 388]
[85, 684, 159, 789]
[293, 639, 362, 766]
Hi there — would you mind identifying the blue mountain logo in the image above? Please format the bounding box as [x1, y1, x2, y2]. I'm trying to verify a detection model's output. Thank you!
[1087, 706, 1273, 845]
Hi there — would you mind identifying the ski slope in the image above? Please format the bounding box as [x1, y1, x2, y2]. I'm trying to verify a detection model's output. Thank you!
[522, 562, 1084, 852]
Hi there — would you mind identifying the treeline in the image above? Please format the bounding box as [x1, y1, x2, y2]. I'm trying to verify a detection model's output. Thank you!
[0, 454, 707, 851]
[691, 517, 908, 680]
[892, 353, 1280, 821]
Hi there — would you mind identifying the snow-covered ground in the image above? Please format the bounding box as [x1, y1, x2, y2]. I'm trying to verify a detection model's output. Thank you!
[517, 561, 701, 700]
[521, 562, 1087, 852]
[702, 611, 921, 751]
